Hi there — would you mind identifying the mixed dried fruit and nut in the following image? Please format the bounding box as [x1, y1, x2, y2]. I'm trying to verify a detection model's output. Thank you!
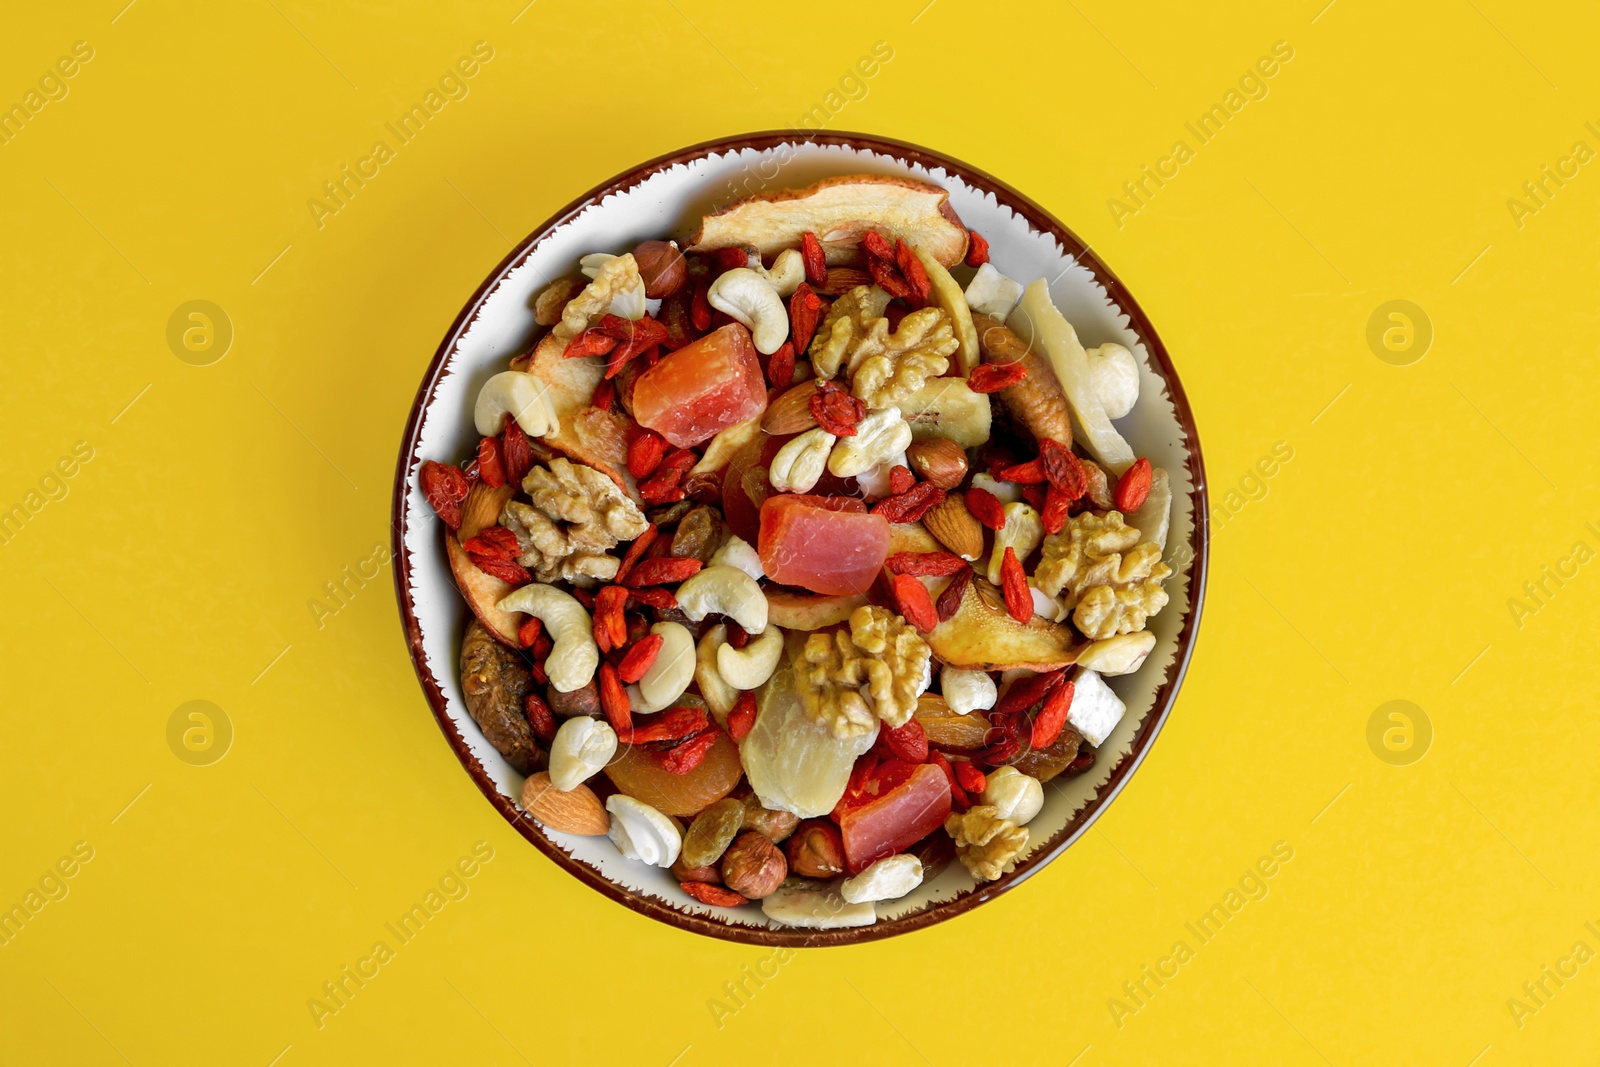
[424, 174, 1175, 929]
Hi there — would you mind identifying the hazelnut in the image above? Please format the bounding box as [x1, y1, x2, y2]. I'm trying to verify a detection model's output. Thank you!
[547, 678, 602, 719]
[633, 240, 687, 299]
[905, 437, 968, 489]
[720, 831, 787, 898]
[786, 822, 845, 879]
[741, 794, 800, 844]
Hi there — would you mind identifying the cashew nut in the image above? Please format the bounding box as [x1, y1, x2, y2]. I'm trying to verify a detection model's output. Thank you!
[853, 453, 907, 501]
[675, 564, 768, 635]
[940, 666, 996, 716]
[495, 585, 597, 692]
[695, 623, 738, 723]
[769, 427, 836, 493]
[578, 252, 647, 320]
[715, 625, 784, 691]
[1076, 630, 1157, 676]
[606, 794, 680, 867]
[987, 502, 1044, 585]
[708, 535, 763, 581]
[707, 268, 787, 355]
[634, 621, 695, 711]
[474, 370, 559, 438]
[1087, 342, 1140, 420]
[548, 717, 616, 792]
[750, 248, 805, 297]
[828, 407, 911, 478]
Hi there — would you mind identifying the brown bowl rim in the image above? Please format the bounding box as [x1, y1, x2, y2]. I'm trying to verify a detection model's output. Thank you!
[390, 130, 1209, 946]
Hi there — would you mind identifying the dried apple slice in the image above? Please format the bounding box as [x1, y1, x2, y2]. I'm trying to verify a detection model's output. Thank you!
[444, 531, 525, 648]
[1007, 280, 1135, 475]
[687, 175, 969, 268]
[514, 333, 640, 501]
[765, 590, 867, 631]
[925, 575, 1080, 672]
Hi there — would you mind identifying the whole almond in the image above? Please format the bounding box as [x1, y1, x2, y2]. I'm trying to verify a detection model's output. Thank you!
[819, 267, 873, 295]
[520, 772, 609, 835]
[905, 438, 968, 489]
[762, 380, 820, 435]
[923, 492, 984, 561]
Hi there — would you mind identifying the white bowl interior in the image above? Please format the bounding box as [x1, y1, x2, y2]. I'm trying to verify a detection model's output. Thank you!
[400, 139, 1197, 933]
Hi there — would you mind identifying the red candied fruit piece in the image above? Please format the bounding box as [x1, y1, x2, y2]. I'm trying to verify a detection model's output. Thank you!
[630, 323, 767, 448]
[757, 494, 887, 596]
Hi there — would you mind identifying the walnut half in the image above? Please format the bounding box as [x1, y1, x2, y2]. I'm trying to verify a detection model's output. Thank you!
[794, 605, 932, 739]
[945, 805, 1028, 882]
[500, 457, 648, 583]
[1033, 510, 1170, 640]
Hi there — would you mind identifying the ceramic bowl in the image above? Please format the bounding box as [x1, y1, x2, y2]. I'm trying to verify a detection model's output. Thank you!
[392, 131, 1208, 945]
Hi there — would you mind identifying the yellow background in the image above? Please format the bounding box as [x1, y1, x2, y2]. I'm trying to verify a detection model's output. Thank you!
[1, 1, 1593, 1063]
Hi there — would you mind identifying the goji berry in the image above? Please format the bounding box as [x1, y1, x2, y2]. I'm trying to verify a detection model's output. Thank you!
[627, 430, 667, 479]
[1115, 457, 1153, 512]
[501, 420, 535, 486]
[1000, 546, 1031, 623]
[658, 728, 718, 774]
[965, 230, 990, 268]
[471, 556, 530, 585]
[563, 328, 617, 360]
[885, 551, 969, 577]
[593, 585, 628, 652]
[728, 691, 757, 741]
[725, 620, 749, 650]
[617, 705, 707, 745]
[531, 633, 553, 660]
[614, 525, 658, 584]
[996, 667, 1066, 713]
[680, 880, 747, 907]
[1030, 679, 1075, 749]
[1020, 483, 1048, 510]
[766, 341, 794, 389]
[626, 587, 678, 610]
[617, 633, 664, 684]
[936, 566, 971, 622]
[894, 239, 931, 302]
[967, 360, 1028, 394]
[420, 460, 470, 530]
[888, 464, 915, 496]
[1041, 484, 1071, 535]
[964, 486, 1006, 530]
[866, 255, 913, 300]
[473, 438, 504, 490]
[461, 525, 519, 561]
[800, 231, 827, 287]
[622, 556, 703, 587]
[590, 377, 615, 411]
[975, 732, 1023, 768]
[1039, 439, 1087, 499]
[598, 663, 631, 733]
[871, 481, 946, 524]
[690, 278, 712, 332]
[570, 586, 595, 610]
[891, 573, 939, 633]
[993, 457, 1046, 484]
[788, 283, 824, 354]
[810, 378, 866, 436]
[862, 231, 894, 261]
[712, 247, 748, 274]
[524, 693, 557, 744]
[883, 719, 929, 763]
[517, 617, 543, 649]
[954, 760, 987, 794]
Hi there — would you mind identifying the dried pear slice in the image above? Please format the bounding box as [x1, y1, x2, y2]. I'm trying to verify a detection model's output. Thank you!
[886, 522, 941, 556]
[687, 175, 969, 268]
[741, 661, 879, 818]
[765, 590, 867, 631]
[911, 243, 979, 375]
[513, 333, 640, 501]
[1127, 466, 1171, 551]
[924, 575, 1081, 672]
[1007, 280, 1136, 475]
